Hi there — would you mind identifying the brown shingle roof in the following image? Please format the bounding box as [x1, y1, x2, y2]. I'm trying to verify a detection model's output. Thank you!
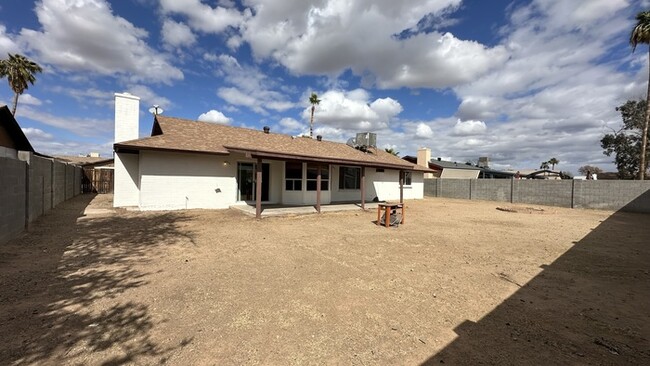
[114, 116, 433, 172]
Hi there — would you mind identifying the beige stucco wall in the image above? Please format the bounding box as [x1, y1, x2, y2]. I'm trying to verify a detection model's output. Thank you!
[440, 168, 480, 179]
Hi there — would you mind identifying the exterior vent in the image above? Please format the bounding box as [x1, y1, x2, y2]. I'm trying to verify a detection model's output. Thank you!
[316, 135, 322, 141]
[263, 126, 270, 134]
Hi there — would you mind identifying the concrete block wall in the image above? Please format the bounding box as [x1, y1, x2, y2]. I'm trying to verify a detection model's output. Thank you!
[424, 178, 438, 197]
[74, 167, 81, 196]
[472, 179, 511, 202]
[424, 178, 650, 213]
[53, 161, 66, 206]
[513, 180, 573, 208]
[573, 181, 650, 213]
[1, 154, 83, 244]
[65, 164, 74, 199]
[28, 155, 53, 222]
[0, 158, 27, 244]
[439, 179, 471, 199]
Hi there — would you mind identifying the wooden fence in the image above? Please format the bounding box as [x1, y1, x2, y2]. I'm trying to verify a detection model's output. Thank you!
[82, 167, 114, 194]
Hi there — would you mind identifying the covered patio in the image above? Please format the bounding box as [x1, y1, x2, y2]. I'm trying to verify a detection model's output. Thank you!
[244, 155, 413, 219]
[230, 201, 382, 217]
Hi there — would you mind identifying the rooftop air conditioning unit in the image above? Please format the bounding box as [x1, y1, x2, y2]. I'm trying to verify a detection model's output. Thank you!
[356, 132, 377, 148]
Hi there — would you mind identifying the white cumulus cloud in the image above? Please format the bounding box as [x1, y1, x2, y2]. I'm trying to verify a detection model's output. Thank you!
[198, 109, 232, 124]
[161, 18, 197, 48]
[239, 0, 506, 88]
[213, 54, 294, 114]
[22, 127, 53, 140]
[415, 123, 434, 139]
[300, 89, 402, 132]
[20, 94, 43, 106]
[0, 25, 20, 55]
[159, 0, 246, 33]
[19, 0, 183, 84]
[453, 119, 487, 136]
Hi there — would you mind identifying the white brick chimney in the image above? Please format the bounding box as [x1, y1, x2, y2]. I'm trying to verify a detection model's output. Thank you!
[114, 92, 140, 143]
[417, 147, 434, 178]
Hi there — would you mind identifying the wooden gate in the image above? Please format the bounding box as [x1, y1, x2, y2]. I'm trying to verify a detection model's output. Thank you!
[82, 167, 114, 194]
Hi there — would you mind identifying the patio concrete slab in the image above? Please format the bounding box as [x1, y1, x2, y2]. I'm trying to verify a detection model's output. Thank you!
[230, 202, 380, 217]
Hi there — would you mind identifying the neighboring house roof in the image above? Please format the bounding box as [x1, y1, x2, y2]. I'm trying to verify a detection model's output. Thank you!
[524, 169, 562, 179]
[403, 155, 481, 171]
[115, 116, 434, 172]
[479, 167, 515, 178]
[0, 105, 34, 152]
[429, 160, 482, 170]
[54, 155, 114, 167]
[402, 155, 440, 172]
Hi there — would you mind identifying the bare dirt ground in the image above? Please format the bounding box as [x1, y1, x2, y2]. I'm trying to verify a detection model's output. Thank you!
[1, 194, 648, 365]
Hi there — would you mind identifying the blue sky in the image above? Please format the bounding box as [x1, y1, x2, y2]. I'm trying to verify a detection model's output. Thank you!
[0, 0, 647, 174]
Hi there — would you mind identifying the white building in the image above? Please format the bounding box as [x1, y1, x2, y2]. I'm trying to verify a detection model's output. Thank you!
[112, 93, 431, 217]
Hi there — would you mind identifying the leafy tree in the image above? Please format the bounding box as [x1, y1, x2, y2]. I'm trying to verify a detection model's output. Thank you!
[548, 157, 559, 170]
[560, 171, 573, 179]
[540, 161, 550, 170]
[0, 53, 43, 115]
[308, 92, 321, 138]
[630, 11, 650, 179]
[385, 147, 399, 156]
[601, 100, 650, 179]
[578, 165, 603, 175]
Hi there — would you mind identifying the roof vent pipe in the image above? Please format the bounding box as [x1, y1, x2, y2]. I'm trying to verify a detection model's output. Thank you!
[437, 157, 441, 161]
[263, 126, 270, 134]
[316, 135, 322, 141]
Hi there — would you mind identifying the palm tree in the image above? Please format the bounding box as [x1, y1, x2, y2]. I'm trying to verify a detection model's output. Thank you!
[631, 11, 650, 180]
[540, 161, 550, 177]
[309, 92, 321, 138]
[0, 53, 43, 115]
[548, 157, 559, 171]
[385, 147, 399, 156]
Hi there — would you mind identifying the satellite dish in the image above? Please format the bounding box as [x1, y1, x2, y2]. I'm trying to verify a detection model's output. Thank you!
[148, 105, 164, 115]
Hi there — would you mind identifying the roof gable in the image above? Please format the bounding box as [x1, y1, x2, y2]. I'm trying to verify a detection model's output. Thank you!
[0, 105, 34, 152]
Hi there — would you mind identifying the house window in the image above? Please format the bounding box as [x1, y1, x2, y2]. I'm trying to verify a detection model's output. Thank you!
[339, 166, 361, 190]
[306, 164, 329, 191]
[403, 171, 412, 186]
[285, 162, 302, 191]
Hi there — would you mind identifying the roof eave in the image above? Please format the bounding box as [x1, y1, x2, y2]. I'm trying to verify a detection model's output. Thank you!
[113, 143, 230, 156]
[224, 147, 416, 170]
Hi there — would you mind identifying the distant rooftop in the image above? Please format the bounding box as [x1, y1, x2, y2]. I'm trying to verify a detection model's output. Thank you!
[428, 159, 482, 171]
[54, 155, 113, 166]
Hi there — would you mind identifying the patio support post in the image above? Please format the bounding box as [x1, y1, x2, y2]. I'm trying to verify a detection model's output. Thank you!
[399, 170, 404, 204]
[360, 166, 366, 210]
[316, 164, 321, 213]
[256, 157, 262, 219]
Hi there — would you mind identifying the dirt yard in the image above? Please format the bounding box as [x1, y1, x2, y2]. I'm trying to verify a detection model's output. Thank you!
[1, 195, 648, 365]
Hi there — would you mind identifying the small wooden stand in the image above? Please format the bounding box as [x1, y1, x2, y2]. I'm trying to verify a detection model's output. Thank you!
[376, 203, 405, 227]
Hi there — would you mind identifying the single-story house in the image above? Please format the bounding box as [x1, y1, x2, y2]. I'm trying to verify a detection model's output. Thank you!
[54, 154, 114, 168]
[509, 169, 563, 180]
[403, 152, 480, 179]
[478, 167, 515, 179]
[55, 155, 115, 194]
[1, 105, 35, 159]
[112, 93, 432, 217]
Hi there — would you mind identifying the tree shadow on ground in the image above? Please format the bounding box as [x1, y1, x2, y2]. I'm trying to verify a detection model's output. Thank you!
[0, 194, 195, 365]
[422, 192, 650, 365]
